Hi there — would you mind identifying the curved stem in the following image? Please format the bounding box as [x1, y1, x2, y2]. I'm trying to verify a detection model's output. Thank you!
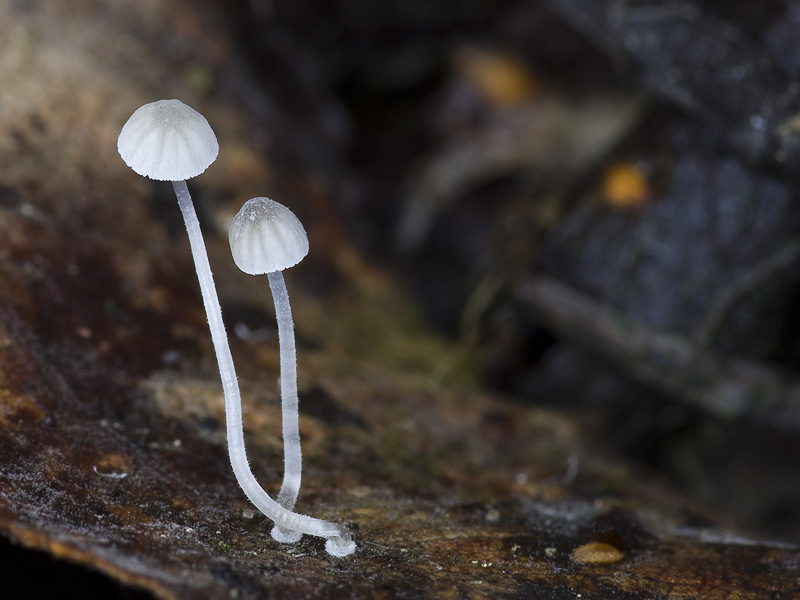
[171, 181, 354, 553]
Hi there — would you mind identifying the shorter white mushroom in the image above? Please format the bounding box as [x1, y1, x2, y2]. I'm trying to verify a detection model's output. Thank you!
[230, 197, 355, 557]
[229, 197, 307, 542]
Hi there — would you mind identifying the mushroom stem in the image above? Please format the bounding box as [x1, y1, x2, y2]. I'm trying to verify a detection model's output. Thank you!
[171, 181, 355, 555]
[268, 270, 303, 539]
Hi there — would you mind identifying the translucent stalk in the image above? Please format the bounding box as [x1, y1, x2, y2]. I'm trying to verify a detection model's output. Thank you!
[171, 180, 355, 556]
[267, 270, 303, 542]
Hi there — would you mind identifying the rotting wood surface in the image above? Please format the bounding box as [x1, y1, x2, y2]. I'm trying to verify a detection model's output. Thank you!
[0, 1, 798, 598]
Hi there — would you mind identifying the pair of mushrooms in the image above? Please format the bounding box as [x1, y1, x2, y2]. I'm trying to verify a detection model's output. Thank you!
[117, 99, 355, 557]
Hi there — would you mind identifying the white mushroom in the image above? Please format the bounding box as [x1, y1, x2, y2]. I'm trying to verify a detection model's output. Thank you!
[229, 199, 308, 543]
[229, 198, 309, 275]
[118, 101, 355, 557]
[118, 99, 219, 182]
[229, 198, 355, 554]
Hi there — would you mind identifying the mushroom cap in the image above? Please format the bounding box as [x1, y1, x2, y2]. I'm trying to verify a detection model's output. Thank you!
[229, 197, 309, 274]
[117, 99, 219, 181]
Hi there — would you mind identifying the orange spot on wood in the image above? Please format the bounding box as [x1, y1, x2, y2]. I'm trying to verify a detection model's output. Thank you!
[570, 542, 624, 564]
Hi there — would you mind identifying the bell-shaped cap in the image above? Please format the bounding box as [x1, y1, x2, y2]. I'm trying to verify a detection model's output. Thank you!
[229, 197, 309, 274]
[117, 99, 219, 181]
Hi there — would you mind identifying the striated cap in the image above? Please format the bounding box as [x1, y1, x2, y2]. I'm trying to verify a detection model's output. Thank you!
[117, 99, 219, 181]
[229, 197, 309, 274]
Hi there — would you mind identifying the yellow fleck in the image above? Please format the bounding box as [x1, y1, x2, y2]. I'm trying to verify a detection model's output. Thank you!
[601, 162, 649, 209]
[570, 542, 624, 564]
[455, 47, 537, 106]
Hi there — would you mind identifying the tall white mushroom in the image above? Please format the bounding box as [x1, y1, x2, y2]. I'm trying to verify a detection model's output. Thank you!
[228, 197, 309, 544]
[118, 100, 355, 557]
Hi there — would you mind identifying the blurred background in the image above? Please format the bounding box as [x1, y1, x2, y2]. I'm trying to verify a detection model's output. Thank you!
[211, 0, 800, 540]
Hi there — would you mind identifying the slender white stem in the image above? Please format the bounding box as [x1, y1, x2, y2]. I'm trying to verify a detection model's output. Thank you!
[171, 181, 354, 554]
[267, 271, 304, 541]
